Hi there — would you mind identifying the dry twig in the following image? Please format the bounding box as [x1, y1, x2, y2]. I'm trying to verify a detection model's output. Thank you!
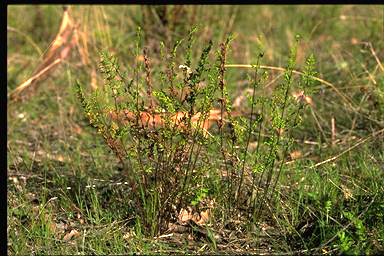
[310, 128, 384, 169]
[9, 7, 76, 100]
[225, 64, 355, 110]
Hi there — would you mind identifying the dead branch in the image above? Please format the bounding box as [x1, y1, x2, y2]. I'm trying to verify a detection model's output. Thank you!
[8, 7, 76, 101]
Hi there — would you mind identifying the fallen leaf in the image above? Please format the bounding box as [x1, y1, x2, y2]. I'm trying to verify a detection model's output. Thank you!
[277, 128, 285, 136]
[248, 141, 258, 150]
[292, 91, 313, 106]
[136, 55, 145, 62]
[178, 208, 193, 223]
[233, 95, 245, 108]
[63, 229, 80, 241]
[108, 109, 229, 137]
[341, 184, 353, 200]
[72, 124, 83, 135]
[123, 231, 134, 240]
[196, 209, 210, 225]
[9, 176, 19, 184]
[351, 37, 359, 45]
[289, 150, 302, 160]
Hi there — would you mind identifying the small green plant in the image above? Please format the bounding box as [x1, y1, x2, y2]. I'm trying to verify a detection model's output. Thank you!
[338, 230, 354, 253]
[337, 210, 370, 254]
[75, 27, 315, 236]
[75, 27, 233, 235]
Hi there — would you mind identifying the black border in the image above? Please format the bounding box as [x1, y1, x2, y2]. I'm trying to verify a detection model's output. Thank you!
[3, 1, 8, 256]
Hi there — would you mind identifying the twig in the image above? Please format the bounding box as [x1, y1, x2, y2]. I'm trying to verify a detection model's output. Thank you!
[367, 42, 384, 72]
[8, 7, 75, 101]
[310, 128, 384, 169]
[310, 107, 327, 142]
[225, 64, 355, 110]
[8, 58, 62, 100]
[331, 117, 336, 146]
[7, 26, 43, 56]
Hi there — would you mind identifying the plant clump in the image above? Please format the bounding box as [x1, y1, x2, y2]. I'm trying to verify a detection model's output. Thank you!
[75, 27, 315, 236]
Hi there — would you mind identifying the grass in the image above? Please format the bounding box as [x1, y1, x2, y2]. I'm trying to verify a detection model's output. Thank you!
[7, 5, 384, 255]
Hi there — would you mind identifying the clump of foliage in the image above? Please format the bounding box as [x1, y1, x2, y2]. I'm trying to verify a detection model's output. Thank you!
[75, 27, 315, 236]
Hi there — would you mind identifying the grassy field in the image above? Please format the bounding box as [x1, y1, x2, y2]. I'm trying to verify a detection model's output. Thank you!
[7, 5, 384, 254]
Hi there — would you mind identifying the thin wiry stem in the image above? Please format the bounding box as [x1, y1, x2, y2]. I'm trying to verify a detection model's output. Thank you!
[236, 62, 260, 203]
